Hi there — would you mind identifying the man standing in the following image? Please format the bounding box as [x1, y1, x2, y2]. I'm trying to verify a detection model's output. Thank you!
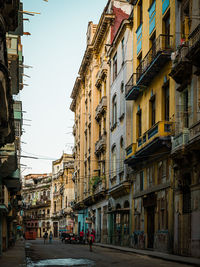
[49, 231, 53, 244]
[43, 231, 48, 244]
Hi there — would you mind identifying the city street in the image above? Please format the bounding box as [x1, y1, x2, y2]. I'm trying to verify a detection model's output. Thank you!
[25, 239, 191, 267]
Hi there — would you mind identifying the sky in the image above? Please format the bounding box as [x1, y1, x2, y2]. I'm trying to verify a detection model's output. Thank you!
[20, 0, 108, 175]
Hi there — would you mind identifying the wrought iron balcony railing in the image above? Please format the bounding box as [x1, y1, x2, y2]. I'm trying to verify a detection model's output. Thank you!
[169, 44, 192, 88]
[125, 73, 140, 100]
[137, 120, 174, 151]
[187, 23, 200, 68]
[136, 34, 173, 86]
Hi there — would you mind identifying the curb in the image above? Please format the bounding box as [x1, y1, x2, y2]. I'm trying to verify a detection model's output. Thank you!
[93, 243, 200, 266]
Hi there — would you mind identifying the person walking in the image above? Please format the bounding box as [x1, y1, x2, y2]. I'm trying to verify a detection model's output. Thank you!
[79, 229, 84, 244]
[49, 231, 53, 244]
[43, 231, 48, 244]
[88, 230, 93, 252]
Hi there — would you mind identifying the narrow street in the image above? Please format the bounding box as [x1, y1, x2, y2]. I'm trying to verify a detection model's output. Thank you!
[25, 239, 191, 267]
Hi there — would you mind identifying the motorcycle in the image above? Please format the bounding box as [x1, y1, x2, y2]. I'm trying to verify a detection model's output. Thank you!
[70, 233, 76, 244]
[64, 234, 71, 244]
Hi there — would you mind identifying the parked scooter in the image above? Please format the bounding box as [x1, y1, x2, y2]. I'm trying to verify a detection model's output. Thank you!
[70, 233, 76, 244]
[64, 234, 71, 244]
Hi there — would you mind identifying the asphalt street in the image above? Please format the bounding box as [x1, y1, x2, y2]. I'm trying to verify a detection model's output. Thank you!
[25, 239, 192, 267]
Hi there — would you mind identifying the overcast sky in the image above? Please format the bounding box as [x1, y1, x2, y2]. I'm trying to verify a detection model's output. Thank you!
[20, 0, 108, 175]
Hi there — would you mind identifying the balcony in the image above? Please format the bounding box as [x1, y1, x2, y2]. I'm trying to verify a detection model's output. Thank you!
[125, 73, 141, 100]
[95, 96, 107, 121]
[170, 44, 192, 90]
[93, 179, 106, 196]
[95, 133, 106, 155]
[95, 61, 108, 88]
[125, 143, 136, 159]
[189, 121, 200, 146]
[125, 121, 174, 167]
[0, 144, 18, 180]
[187, 24, 200, 68]
[136, 34, 173, 87]
[171, 128, 189, 154]
[136, 121, 174, 152]
[109, 181, 131, 199]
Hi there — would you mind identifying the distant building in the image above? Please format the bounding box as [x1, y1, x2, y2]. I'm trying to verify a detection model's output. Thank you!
[50, 154, 74, 237]
[22, 174, 52, 238]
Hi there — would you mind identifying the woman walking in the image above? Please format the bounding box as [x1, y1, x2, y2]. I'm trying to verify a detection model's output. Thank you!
[49, 231, 53, 244]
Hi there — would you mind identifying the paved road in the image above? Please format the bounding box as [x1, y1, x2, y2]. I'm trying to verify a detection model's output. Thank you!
[25, 239, 192, 267]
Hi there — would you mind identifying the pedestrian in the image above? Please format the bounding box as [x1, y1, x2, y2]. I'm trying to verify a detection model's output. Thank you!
[88, 231, 93, 252]
[43, 231, 48, 244]
[86, 228, 90, 244]
[49, 231, 53, 244]
[79, 229, 84, 244]
[91, 229, 95, 243]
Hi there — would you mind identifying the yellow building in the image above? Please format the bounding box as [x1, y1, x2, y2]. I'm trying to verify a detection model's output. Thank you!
[51, 154, 74, 237]
[70, 0, 131, 241]
[125, 0, 175, 252]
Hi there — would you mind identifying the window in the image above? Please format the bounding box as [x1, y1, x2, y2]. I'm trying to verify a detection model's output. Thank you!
[54, 201, 56, 213]
[120, 82, 125, 119]
[150, 95, 156, 126]
[150, 32, 156, 57]
[137, 108, 142, 137]
[113, 53, 117, 81]
[65, 196, 68, 208]
[99, 121, 101, 138]
[164, 13, 170, 47]
[121, 38, 125, 64]
[112, 95, 117, 128]
[183, 88, 189, 128]
[163, 82, 169, 121]
[147, 165, 155, 187]
[120, 137, 124, 172]
[138, 0, 143, 26]
[137, 53, 142, 77]
[140, 171, 144, 191]
[112, 145, 117, 178]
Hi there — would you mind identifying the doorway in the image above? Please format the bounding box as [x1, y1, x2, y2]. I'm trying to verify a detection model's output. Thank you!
[53, 222, 58, 238]
[147, 206, 155, 248]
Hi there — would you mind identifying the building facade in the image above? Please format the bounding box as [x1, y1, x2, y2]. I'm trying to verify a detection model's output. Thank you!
[107, 16, 133, 246]
[125, 0, 175, 252]
[170, 0, 200, 258]
[51, 154, 74, 237]
[70, 0, 131, 242]
[68, 0, 200, 257]
[22, 174, 52, 238]
[0, 1, 24, 255]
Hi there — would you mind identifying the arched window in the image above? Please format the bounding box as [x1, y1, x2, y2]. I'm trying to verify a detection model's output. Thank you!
[120, 82, 125, 118]
[112, 94, 117, 127]
[112, 145, 117, 178]
[124, 200, 130, 208]
[120, 137, 125, 172]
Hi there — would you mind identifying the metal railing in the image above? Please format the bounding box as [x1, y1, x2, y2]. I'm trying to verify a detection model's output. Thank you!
[125, 73, 138, 98]
[188, 24, 200, 49]
[136, 34, 173, 82]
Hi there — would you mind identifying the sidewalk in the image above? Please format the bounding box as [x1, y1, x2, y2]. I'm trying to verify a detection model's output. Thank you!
[0, 239, 26, 267]
[94, 243, 200, 266]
